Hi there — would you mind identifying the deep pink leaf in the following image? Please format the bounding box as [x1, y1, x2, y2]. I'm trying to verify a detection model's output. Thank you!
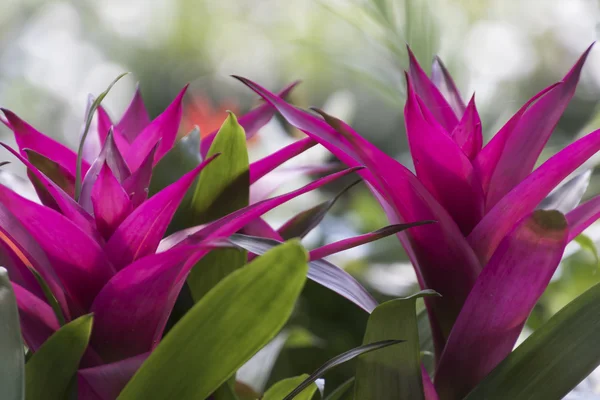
[436, 210, 568, 400]
[473, 83, 559, 195]
[405, 75, 485, 234]
[78, 353, 149, 400]
[200, 81, 299, 157]
[96, 106, 131, 155]
[1, 109, 91, 177]
[89, 246, 206, 362]
[0, 201, 70, 319]
[116, 85, 151, 142]
[566, 194, 600, 241]
[90, 168, 361, 362]
[12, 282, 59, 351]
[234, 76, 482, 342]
[249, 137, 317, 184]
[126, 86, 188, 171]
[121, 144, 157, 209]
[431, 56, 466, 118]
[469, 128, 600, 265]
[309, 222, 434, 260]
[484, 45, 593, 209]
[422, 365, 439, 400]
[407, 47, 459, 132]
[24, 149, 76, 198]
[80, 132, 131, 214]
[0, 186, 114, 313]
[1, 144, 99, 241]
[450, 95, 482, 160]
[104, 153, 220, 269]
[92, 164, 133, 239]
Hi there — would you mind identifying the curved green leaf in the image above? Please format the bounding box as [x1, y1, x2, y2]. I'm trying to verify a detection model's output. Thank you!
[25, 314, 93, 400]
[187, 112, 249, 302]
[283, 340, 402, 400]
[118, 240, 309, 400]
[465, 281, 600, 400]
[0, 268, 24, 400]
[325, 378, 354, 400]
[354, 290, 440, 400]
[264, 375, 317, 400]
[574, 234, 599, 267]
[75, 73, 128, 199]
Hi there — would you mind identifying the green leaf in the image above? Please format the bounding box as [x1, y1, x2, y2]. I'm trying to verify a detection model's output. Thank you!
[26, 267, 65, 326]
[25, 314, 93, 400]
[264, 375, 317, 400]
[118, 240, 309, 400]
[283, 340, 402, 400]
[75, 72, 128, 200]
[187, 112, 250, 302]
[325, 378, 354, 400]
[354, 290, 440, 400]
[417, 308, 434, 376]
[574, 234, 599, 267]
[0, 268, 25, 400]
[465, 281, 600, 400]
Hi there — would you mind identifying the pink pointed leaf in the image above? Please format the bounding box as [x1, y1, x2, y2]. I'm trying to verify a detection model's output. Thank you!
[431, 56, 466, 117]
[121, 144, 157, 209]
[484, 45, 593, 209]
[0, 186, 114, 313]
[249, 137, 317, 184]
[78, 353, 149, 400]
[117, 85, 151, 142]
[473, 83, 560, 194]
[96, 106, 131, 155]
[12, 283, 59, 352]
[80, 131, 131, 213]
[0, 202, 70, 319]
[92, 164, 133, 239]
[435, 210, 568, 400]
[24, 149, 75, 197]
[469, 127, 600, 265]
[450, 95, 482, 160]
[309, 222, 434, 261]
[405, 76, 485, 234]
[2, 109, 90, 177]
[234, 76, 482, 340]
[126, 86, 188, 171]
[1, 144, 99, 241]
[104, 153, 220, 269]
[566, 194, 600, 241]
[407, 47, 459, 132]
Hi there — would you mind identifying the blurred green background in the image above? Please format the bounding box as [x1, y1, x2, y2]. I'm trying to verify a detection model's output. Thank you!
[1, 0, 600, 395]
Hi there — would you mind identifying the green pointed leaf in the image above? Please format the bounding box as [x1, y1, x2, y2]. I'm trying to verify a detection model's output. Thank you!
[187, 112, 249, 302]
[26, 267, 65, 326]
[25, 314, 93, 400]
[264, 375, 317, 400]
[574, 234, 599, 267]
[417, 308, 434, 376]
[354, 290, 440, 400]
[118, 240, 309, 400]
[0, 268, 25, 400]
[325, 378, 354, 400]
[283, 340, 402, 400]
[75, 72, 129, 199]
[465, 281, 600, 400]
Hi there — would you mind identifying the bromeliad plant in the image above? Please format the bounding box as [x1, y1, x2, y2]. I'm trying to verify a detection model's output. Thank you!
[0, 77, 429, 399]
[236, 43, 600, 399]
